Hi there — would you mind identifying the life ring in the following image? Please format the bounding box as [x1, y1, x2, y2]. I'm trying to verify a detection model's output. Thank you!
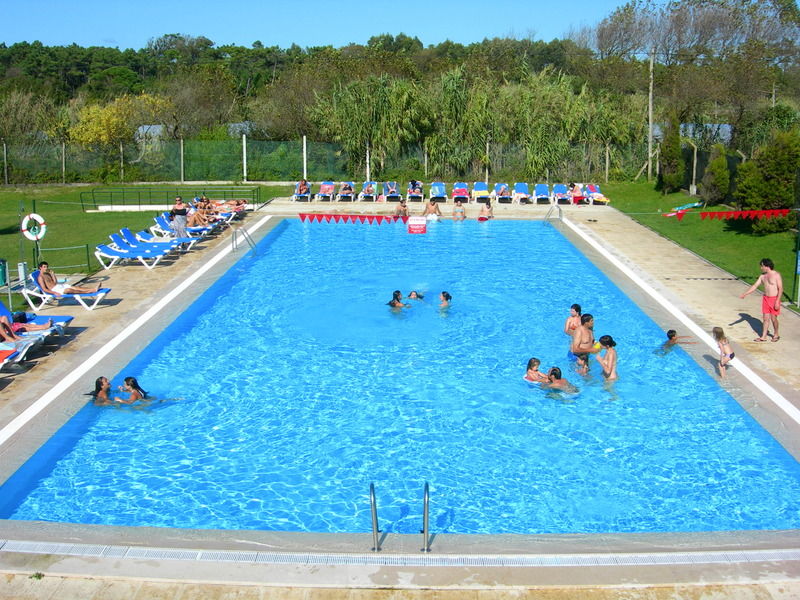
[21, 213, 47, 241]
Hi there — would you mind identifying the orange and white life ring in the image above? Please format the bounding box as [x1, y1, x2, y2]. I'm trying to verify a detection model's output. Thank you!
[21, 213, 47, 241]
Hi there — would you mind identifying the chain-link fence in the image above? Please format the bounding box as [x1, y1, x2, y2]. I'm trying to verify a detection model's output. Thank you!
[1, 137, 699, 185]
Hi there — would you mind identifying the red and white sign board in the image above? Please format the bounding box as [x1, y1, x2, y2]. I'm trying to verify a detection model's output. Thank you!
[407, 216, 427, 234]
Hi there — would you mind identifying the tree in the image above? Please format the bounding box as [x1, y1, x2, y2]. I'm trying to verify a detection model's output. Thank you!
[700, 143, 730, 205]
[69, 93, 171, 147]
[657, 111, 684, 193]
[734, 129, 800, 232]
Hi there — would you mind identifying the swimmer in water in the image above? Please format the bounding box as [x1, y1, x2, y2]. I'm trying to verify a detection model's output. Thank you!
[594, 334, 618, 381]
[524, 357, 549, 383]
[91, 376, 113, 406]
[541, 366, 578, 393]
[114, 376, 148, 404]
[407, 290, 424, 300]
[564, 303, 581, 335]
[439, 291, 452, 308]
[388, 290, 410, 308]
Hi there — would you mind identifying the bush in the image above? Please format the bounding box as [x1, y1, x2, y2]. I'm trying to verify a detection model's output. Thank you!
[700, 144, 730, 205]
[657, 113, 684, 194]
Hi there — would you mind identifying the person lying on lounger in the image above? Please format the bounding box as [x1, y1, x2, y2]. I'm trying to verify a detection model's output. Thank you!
[36, 262, 99, 297]
[339, 182, 353, 194]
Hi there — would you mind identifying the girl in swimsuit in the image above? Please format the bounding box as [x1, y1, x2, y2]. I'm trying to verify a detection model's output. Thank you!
[564, 303, 581, 335]
[388, 290, 409, 309]
[712, 327, 734, 378]
[453, 199, 466, 221]
[439, 291, 452, 308]
[91, 376, 113, 406]
[114, 376, 148, 404]
[595, 335, 618, 381]
[524, 357, 548, 383]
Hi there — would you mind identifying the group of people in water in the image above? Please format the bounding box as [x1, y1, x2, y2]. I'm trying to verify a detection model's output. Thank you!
[388, 290, 451, 309]
[524, 303, 617, 394]
[90, 376, 148, 406]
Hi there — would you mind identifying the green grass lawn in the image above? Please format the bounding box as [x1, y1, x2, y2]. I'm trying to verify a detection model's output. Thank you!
[604, 182, 798, 303]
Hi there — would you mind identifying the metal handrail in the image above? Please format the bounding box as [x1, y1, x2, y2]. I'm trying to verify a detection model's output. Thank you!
[421, 481, 430, 552]
[544, 203, 562, 223]
[231, 226, 256, 253]
[370, 482, 381, 552]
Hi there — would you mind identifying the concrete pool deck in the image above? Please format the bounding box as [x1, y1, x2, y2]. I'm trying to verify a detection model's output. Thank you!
[1, 199, 799, 598]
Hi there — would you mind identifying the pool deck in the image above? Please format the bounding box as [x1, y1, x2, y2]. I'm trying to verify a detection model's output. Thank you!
[1, 199, 799, 599]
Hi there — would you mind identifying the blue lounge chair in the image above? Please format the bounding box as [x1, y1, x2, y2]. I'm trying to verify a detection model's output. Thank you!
[317, 181, 335, 202]
[513, 182, 531, 204]
[553, 184, 571, 204]
[494, 183, 512, 204]
[95, 244, 169, 271]
[429, 182, 447, 203]
[110, 232, 176, 255]
[407, 180, 424, 202]
[0, 348, 20, 370]
[1, 300, 73, 338]
[359, 181, 377, 202]
[293, 181, 312, 202]
[472, 182, 491, 204]
[129, 228, 201, 252]
[24, 270, 111, 311]
[383, 181, 402, 202]
[452, 182, 470, 203]
[336, 182, 355, 201]
[534, 184, 551, 204]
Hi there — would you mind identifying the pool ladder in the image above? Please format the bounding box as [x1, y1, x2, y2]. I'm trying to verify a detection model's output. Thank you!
[369, 481, 431, 552]
[544, 203, 563, 223]
[231, 225, 256, 252]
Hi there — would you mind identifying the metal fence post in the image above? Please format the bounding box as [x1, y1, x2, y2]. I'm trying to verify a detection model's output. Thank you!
[2, 140, 8, 185]
[302, 135, 307, 180]
[180, 138, 185, 183]
[242, 133, 248, 182]
[119, 141, 124, 182]
[61, 142, 66, 184]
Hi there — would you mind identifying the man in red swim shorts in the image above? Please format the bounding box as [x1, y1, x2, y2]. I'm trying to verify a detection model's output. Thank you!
[740, 258, 783, 342]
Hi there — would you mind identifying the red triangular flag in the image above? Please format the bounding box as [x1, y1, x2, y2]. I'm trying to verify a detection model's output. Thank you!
[676, 211, 686, 221]
[299, 213, 307, 222]
[401, 216, 409, 224]
[701, 212, 708, 220]
[366, 215, 375, 225]
[332, 214, 340, 223]
[724, 212, 734, 220]
[780, 208, 789, 217]
[375, 215, 385, 224]
[357, 215, 366, 223]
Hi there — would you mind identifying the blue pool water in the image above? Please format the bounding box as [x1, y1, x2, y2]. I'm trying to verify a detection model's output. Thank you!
[2, 219, 800, 534]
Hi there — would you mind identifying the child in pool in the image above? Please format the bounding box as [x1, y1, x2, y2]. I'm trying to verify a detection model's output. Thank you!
[90, 376, 113, 406]
[712, 327, 734, 378]
[524, 357, 549, 383]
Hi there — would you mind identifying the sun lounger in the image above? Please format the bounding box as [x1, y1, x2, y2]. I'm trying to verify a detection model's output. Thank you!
[0, 337, 41, 366]
[317, 181, 335, 202]
[0, 349, 20, 370]
[452, 182, 470, 203]
[585, 184, 610, 205]
[472, 182, 491, 204]
[407, 181, 424, 202]
[383, 182, 402, 202]
[429, 182, 447, 203]
[1, 301, 73, 338]
[336, 182, 355, 202]
[95, 243, 169, 271]
[513, 182, 531, 204]
[494, 183, 512, 204]
[359, 182, 377, 202]
[153, 214, 213, 239]
[534, 183, 551, 204]
[23, 271, 111, 311]
[293, 182, 312, 202]
[553, 184, 571, 204]
[132, 228, 200, 252]
[110, 232, 176, 255]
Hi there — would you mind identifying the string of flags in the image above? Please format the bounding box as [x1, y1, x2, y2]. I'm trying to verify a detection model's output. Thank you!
[299, 213, 408, 224]
[663, 208, 791, 222]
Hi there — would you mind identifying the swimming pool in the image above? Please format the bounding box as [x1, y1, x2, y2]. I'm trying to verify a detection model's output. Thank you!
[2, 219, 800, 535]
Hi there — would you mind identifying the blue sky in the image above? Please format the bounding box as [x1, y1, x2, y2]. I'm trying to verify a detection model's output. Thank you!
[1, 0, 622, 50]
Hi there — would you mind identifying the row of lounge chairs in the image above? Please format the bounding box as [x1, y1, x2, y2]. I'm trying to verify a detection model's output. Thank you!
[1, 299, 74, 370]
[293, 181, 610, 205]
[94, 208, 239, 271]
